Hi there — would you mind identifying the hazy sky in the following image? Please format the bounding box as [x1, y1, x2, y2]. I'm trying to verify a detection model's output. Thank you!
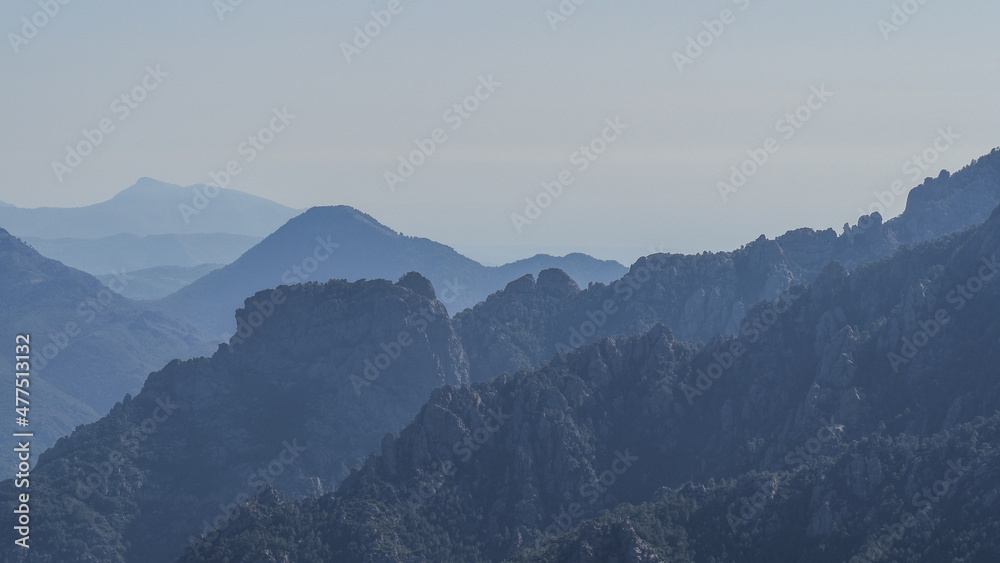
[2, 1, 998, 265]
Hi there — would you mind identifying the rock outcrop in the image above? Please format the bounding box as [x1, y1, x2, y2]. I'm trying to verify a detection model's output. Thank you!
[0, 274, 468, 563]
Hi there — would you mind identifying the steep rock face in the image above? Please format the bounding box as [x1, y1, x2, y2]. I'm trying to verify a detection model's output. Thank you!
[0, 274, 468, 563]
[892, 149, 1000, 245]
[184, 327, 700, 562]
[184, 205, 1000, 562]
[456, 269, 584, 382]
[456, 241, 805, 383]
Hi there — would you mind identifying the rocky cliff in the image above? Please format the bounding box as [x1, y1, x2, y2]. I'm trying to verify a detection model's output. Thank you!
[0, 273, 468, 563]
[181, 205, 1000, 562]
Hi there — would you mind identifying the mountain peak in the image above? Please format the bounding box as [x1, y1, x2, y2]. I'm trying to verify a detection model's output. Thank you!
[0, 228, 44, 263]
[536, 268, 580, 296]
[303, 204, 361, 215]
[0, 178, 300, 239]
[134, 176, 173, 188]
[503, 273, 536, 293]
[110, 177, 184, 200]
[291, 206, 397, 236]
[397, 271, 436, 300]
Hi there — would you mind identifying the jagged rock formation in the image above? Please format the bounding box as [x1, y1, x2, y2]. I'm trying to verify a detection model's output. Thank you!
[178, 204, 1000, 562]
[456, 151, 1000, 382]
[0, 274, 468, 563]
[4, 150, 1000, 562]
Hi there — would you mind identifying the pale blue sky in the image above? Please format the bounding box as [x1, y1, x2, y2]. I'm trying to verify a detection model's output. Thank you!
[2, 1, 998, 264]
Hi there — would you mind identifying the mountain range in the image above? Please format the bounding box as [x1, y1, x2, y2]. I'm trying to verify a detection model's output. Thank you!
[0, 181, 621, 477]
[176, 176, 1000, 562]
[153, 206, 628, 338]
[0, 178, 300, 239]
[96, 264, 224, 301]
[24, 233, 258, 278]
[0, 229, 215, 476]
[2, 149, 1000, 561]
[455, 149, 1000, 381]
[1, 274, 469, 562]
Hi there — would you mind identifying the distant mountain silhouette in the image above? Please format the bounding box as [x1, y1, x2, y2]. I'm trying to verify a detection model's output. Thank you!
[0, 177, 299, 239]
[24, 233, 260, 275]
[155, 206, 627, 337]
[96, 263, 224, 300]
[0, 228, 214, 475]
